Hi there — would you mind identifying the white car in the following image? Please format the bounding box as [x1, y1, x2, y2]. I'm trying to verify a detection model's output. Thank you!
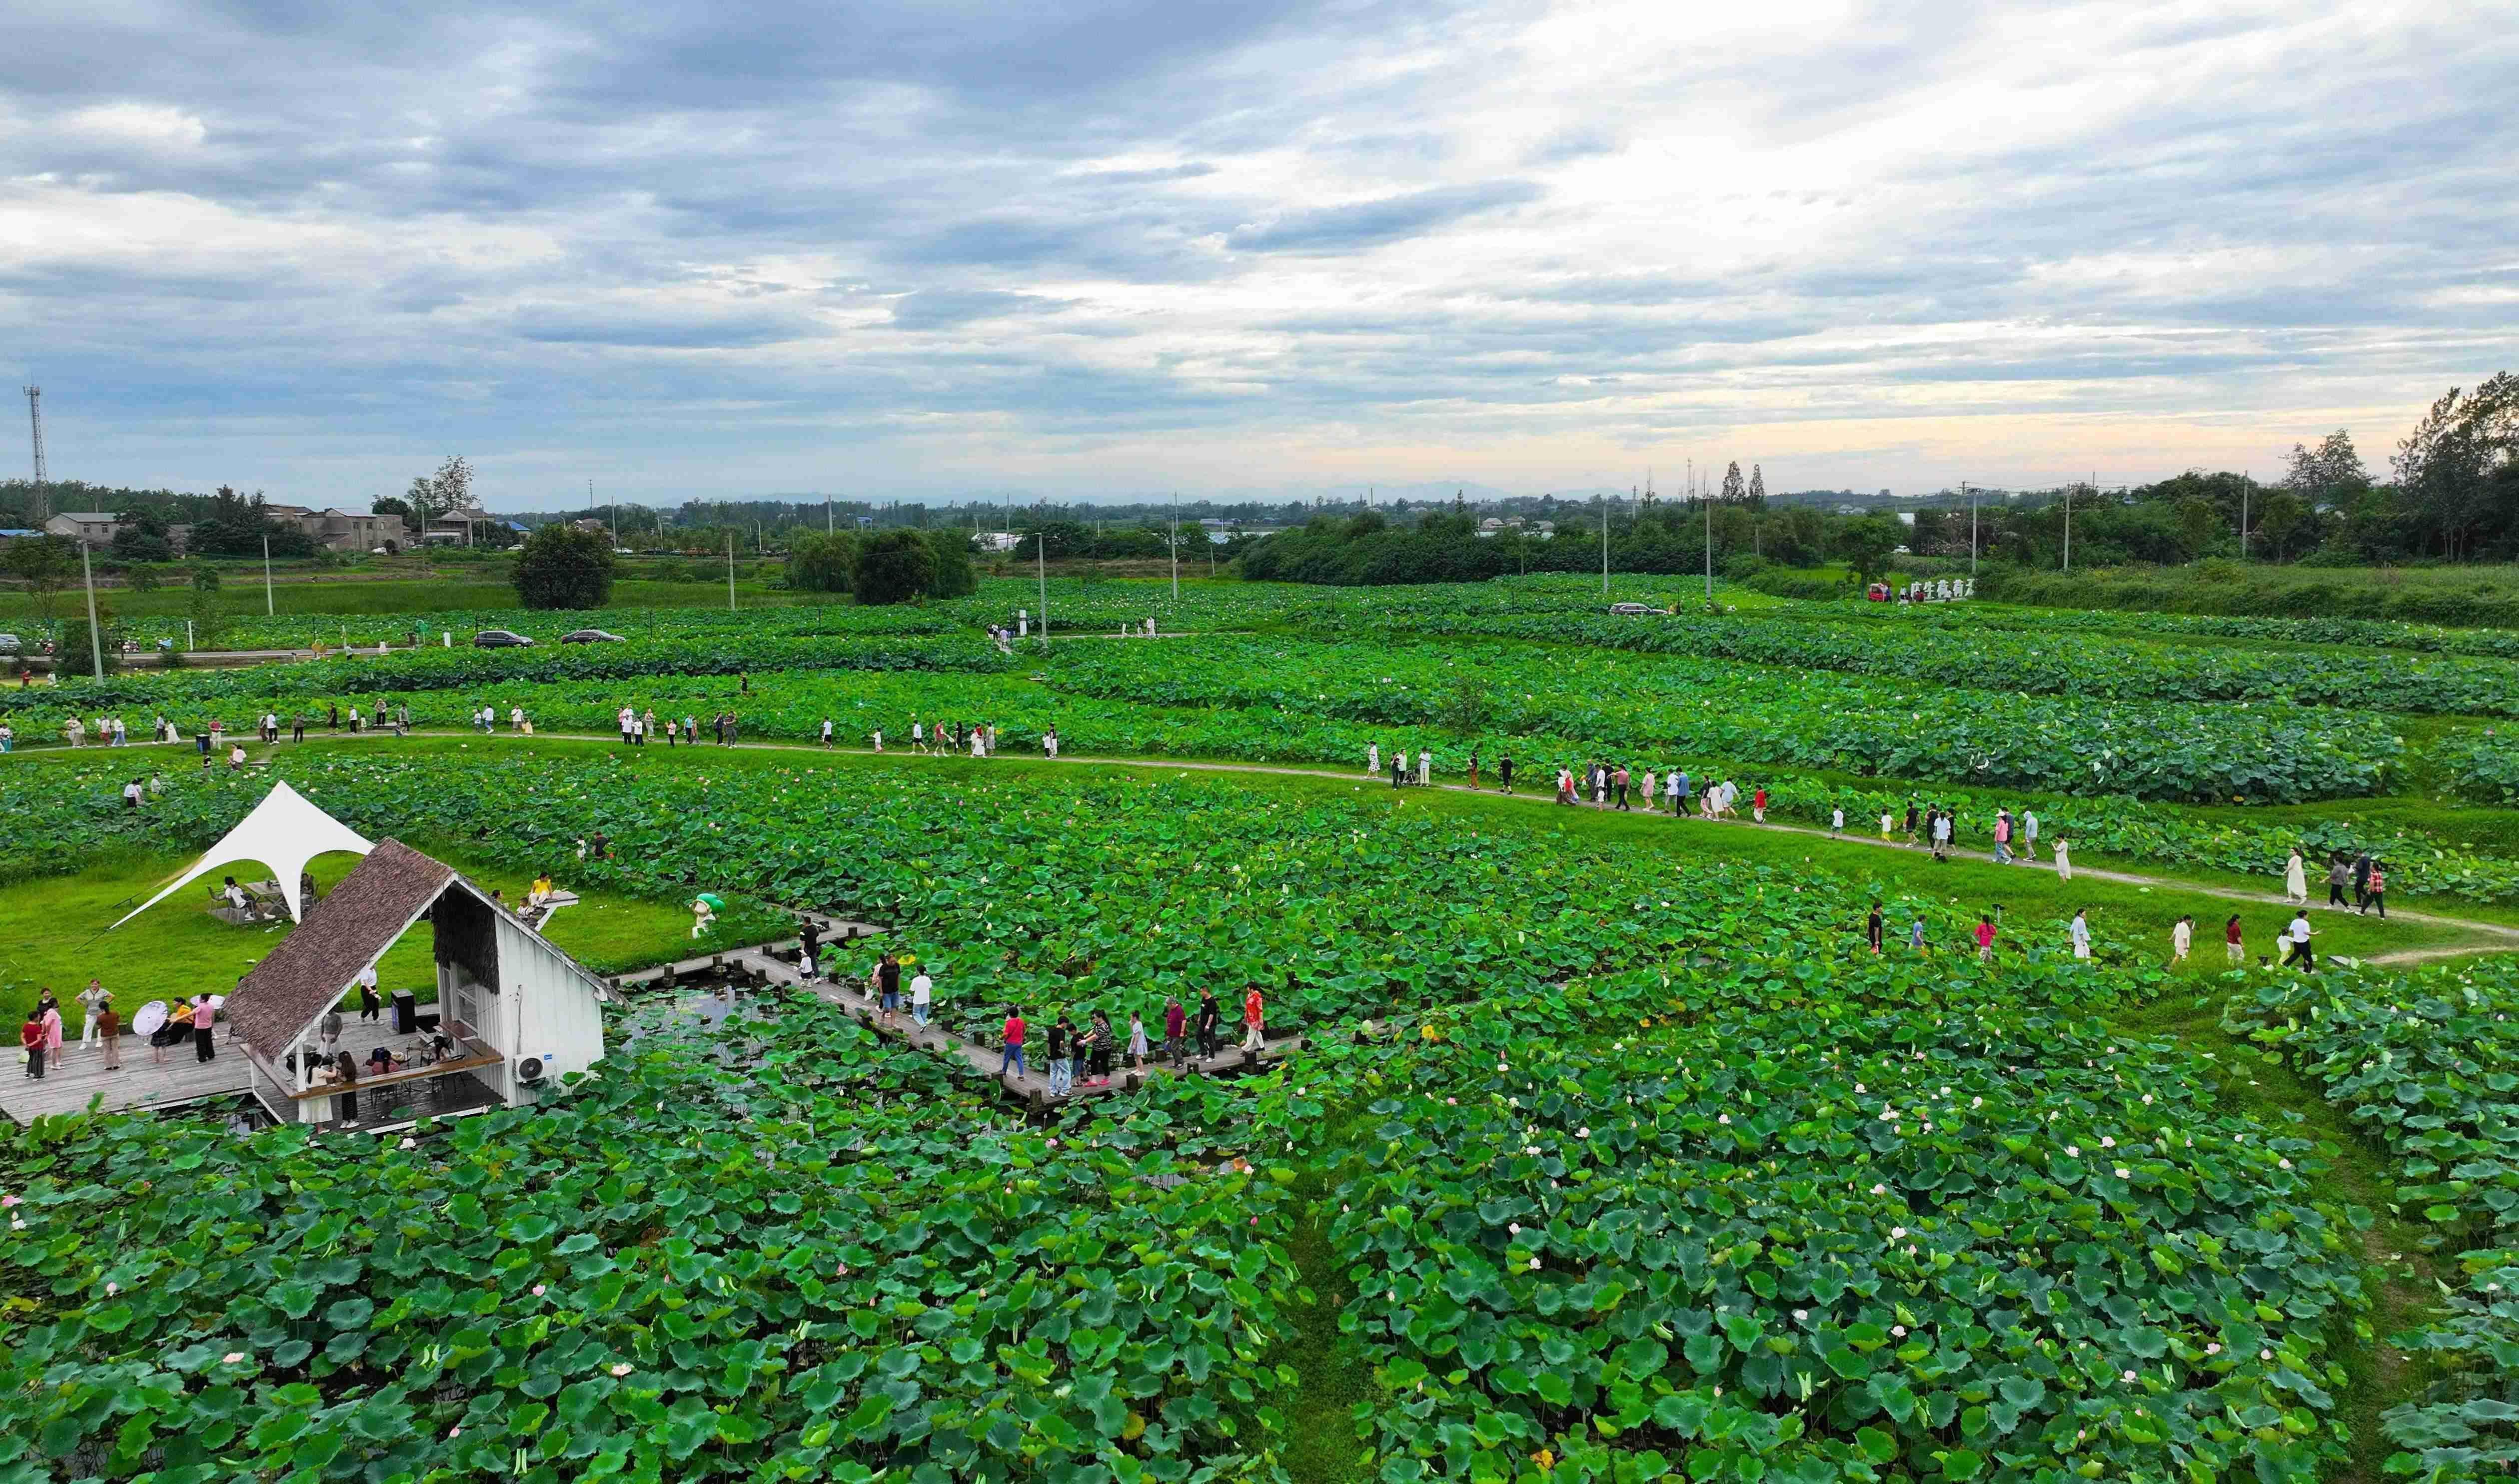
[1606, 602, 1659, 616]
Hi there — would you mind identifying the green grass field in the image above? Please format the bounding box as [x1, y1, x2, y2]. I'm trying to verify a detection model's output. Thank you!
[0, 844, 725, 1032]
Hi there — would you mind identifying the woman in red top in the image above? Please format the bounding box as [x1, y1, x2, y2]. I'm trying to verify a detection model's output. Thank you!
[2362, 865, 2386, 918]
[1242, 986, 1265, 1053]
[20, 1014, 45, 1080]
[999, 1009, 1028, 1079]
[2224, 915, 2245, 965]
[1752, 787, 1768, 822]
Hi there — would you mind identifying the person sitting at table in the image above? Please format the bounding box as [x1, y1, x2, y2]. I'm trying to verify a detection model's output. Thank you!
[365, 1046, 406, 1076]
[528, 870, 555, 906]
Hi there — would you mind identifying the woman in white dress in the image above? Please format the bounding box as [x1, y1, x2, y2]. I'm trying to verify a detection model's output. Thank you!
[2054, 838, 2074, 882]
[2283, 848, 2308, 906]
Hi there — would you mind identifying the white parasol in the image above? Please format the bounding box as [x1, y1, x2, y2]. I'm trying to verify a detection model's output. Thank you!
[132, 1000, 169, 1036]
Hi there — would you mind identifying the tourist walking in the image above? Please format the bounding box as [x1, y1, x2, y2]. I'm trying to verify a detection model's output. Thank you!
[2053, 838, 2073, 881]
[1498, 755, 1514, 794]
[2171, 915, 2193, 966]
[1930, 808, 1952, 861]
[2326, 854, 2352, 909]
[874, 951, 902, 1025]
[21, 1010, 45, 1080]
[1196, 989, 1222, 1061]
[2020, 810, 2039, 860]
[1000, 1008, 1029, 1079]
[1752, 785, 1767, 823]
[909, 965, 932, 1026]
[1127, 1010, 1149, 1071]
[2068, 908, 2092, 961]
[1903, 801, 1920, 845]
[1166, 997, 1189, 1068]
[1367, 742, 1379, 778]
[1613, 764, 1630, 810]
[95, 999, 120, 1070]
[2282, 911, 2317, 971]
[1088, 1008, 1116, 1086]
[1417, 749, 1431, 787]
[1992, 809, 2013, 864]
[1242, 984, 1265, 1053]
[2362, 863, 2387, 918]
[77, 980, 109, 1051]
[1879, 808, 1894, 842]
[38, 992, 64, 1065]
[357, 966, 381, 1021]
[192, 995, 217, 1061]
[2225, 914, 2245, 964]
[820, 718, 834, 748]
[1974, 913, 1996, 962]
[1865, 901, 1884, 954]
[1673, 770, 1691, 815]
[1046, 1016, 1072, 1097]
[2284, 848, 2308, 907]
[1830, 805, 1844, 837]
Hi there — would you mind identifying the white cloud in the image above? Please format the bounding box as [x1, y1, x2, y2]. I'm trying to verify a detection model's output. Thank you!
[0, 0, 2512, 502]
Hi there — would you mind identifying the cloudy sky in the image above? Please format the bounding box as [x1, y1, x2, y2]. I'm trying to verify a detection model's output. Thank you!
[3, 0, 2513, 509]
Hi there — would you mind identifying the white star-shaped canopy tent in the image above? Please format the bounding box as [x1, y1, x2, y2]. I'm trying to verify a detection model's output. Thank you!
[110, 780, 375, 929]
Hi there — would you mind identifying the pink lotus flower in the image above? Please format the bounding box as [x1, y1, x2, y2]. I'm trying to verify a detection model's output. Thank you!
[223, 1352, 245, 1364]
[610, 1363, 634, 1377]
[531, 1285, 546, 1297]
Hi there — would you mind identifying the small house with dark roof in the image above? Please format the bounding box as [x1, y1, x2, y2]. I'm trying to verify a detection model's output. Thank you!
[227, 838, 611, 1126]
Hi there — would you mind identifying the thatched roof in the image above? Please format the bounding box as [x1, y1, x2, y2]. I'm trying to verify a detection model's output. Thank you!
[226, 840, 453, 1059]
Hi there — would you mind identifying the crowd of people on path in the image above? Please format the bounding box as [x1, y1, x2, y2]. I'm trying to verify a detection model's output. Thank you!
[790, 942, 1268, 1100]
[991, 983, 1266, 1094]
[2282, 846, 2389, 919]
[18, 979, 232, 1081]
[1860, 893, 2365, 975]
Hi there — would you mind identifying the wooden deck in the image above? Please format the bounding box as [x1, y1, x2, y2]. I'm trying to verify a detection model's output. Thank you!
[2, 1029, 255, 1125]
[6, 909, 1309, 1125]
[710, 930, 1303, 1107]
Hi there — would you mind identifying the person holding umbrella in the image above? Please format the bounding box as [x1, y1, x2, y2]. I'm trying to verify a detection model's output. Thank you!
[691, 893, 722, 938]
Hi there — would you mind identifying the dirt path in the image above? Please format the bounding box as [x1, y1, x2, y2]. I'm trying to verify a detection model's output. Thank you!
[199, 724, 2519, 960]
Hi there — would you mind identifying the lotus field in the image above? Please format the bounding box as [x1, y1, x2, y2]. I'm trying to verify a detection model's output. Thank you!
[9, 576, 2519, 1483]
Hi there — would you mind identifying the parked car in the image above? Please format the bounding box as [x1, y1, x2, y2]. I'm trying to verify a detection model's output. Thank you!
[1606, 602, 1660, 616]
[0, 633, 21, 655]
[472, 630, 535, 648]
[559, 629, 625, 644]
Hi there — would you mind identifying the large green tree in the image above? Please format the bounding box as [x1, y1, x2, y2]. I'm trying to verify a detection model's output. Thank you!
[1835, 514, 1906, 587]
[923, 529, 978, 598]
[0, 534, 78, 621]
[787, 531, 858, 594]
[854, 530, 939, 605]
[511, 524, 616, 609]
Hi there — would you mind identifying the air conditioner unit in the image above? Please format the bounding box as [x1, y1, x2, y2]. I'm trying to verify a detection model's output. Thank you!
[515, 1054, 554, 1085]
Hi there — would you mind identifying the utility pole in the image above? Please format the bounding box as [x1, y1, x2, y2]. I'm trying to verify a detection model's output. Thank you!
[22, 386, 45, 523]
[1703, 489, 1713, 603]
[79, 538, 103, 681]
[1965, 481, 1978, 576]
[1037, 529, 1049, 653]
[1170, 491, 1180, 599]
[2062, 479, 2073, 572]
[1602, 493, 1612, 597]
[2240, 471, 2250, 561]
[726, 531, 736, 613]
[263, 534, 275, 615]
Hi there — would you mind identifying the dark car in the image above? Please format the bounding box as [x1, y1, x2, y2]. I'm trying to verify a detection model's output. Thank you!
[472, 629, 535, 648]
[559, 629, 625, 644]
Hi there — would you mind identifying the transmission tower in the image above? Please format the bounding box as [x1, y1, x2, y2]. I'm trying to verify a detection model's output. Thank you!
[23, 385, 46, 522]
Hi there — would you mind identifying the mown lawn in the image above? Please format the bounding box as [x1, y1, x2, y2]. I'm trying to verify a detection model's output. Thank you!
[0, 847, 714, 1031]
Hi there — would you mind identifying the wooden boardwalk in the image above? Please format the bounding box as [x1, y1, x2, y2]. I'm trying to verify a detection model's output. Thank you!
[698, 922, 1303, 1107]
[2, 1030, 256, 1125]
[5, 910, 1306, 1126]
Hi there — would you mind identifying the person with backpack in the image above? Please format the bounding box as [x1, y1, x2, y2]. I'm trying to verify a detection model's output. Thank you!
[2362, 863, 2387, 918]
